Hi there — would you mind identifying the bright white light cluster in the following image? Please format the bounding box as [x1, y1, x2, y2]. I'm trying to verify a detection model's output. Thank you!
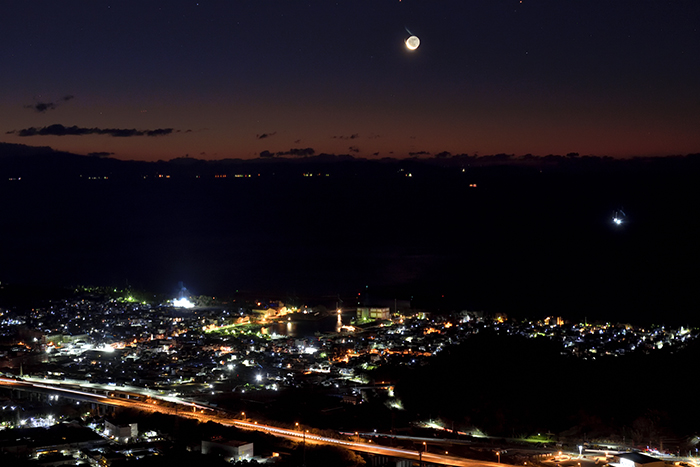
[173, 297, 194, 308]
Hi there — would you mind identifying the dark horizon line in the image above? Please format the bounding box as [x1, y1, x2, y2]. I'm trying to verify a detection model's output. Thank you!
[2, 141, 700, 165]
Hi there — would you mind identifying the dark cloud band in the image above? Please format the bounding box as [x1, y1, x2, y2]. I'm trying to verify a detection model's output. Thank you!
[8, 124, 175, 137]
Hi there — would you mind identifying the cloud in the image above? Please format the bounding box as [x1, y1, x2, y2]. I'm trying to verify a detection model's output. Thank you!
[409, 151, 431, 157]
[348, 146, 360, 153]
[259, 148, 316, 158]
[145, 128, 173, 137]
[332, 133, 359, 140]
[87, 151, 114, 157]
[26, 102, 57, 113]
[277, 147, 315, 157]
[256, 131, 277, 139]
[24, 95, 75, 113]
[8, 124, 175, 137]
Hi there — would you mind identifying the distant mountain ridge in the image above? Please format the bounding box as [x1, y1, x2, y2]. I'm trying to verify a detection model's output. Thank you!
[2, 141, 700, 181]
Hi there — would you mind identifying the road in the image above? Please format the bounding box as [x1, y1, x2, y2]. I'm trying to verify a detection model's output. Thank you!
[229, 419, 503, 467]
[543, 454, 603, 467]
[0, 377, 505, 466]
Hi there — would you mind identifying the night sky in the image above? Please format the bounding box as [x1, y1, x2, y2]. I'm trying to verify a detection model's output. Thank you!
[2, 1, 699, 161]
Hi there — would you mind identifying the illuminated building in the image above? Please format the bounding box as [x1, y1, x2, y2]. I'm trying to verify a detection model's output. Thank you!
[357, 307, 391, 321]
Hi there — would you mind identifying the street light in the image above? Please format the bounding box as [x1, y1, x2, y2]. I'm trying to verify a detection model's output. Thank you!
[496, 451, 501, 463]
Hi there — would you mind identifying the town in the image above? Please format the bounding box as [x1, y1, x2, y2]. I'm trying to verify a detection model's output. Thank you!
[3, 285, 696, 392]
[1, 284, 698, 466]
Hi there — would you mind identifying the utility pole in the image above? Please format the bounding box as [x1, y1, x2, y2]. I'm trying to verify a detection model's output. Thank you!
[302, 429, 307, 467]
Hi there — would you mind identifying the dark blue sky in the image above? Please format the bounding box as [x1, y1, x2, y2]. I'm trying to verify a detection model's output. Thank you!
[2, 1, 699, 160]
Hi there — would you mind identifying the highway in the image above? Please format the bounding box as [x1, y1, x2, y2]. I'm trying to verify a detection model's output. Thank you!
[0, 377, 503, 466]
[228, 419, 504, 467]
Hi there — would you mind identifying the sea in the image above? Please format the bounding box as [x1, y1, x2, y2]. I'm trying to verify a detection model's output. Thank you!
[1, 164, 698, 326]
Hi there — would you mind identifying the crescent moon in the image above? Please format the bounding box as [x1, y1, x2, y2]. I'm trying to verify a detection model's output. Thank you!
[405, 35, 420, 51]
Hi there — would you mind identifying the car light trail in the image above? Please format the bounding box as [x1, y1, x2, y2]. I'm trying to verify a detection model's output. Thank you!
[30, 383, 108, 399]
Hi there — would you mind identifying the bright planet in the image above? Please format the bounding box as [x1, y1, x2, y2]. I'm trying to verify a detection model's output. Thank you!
[405, 35, 420, 50]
